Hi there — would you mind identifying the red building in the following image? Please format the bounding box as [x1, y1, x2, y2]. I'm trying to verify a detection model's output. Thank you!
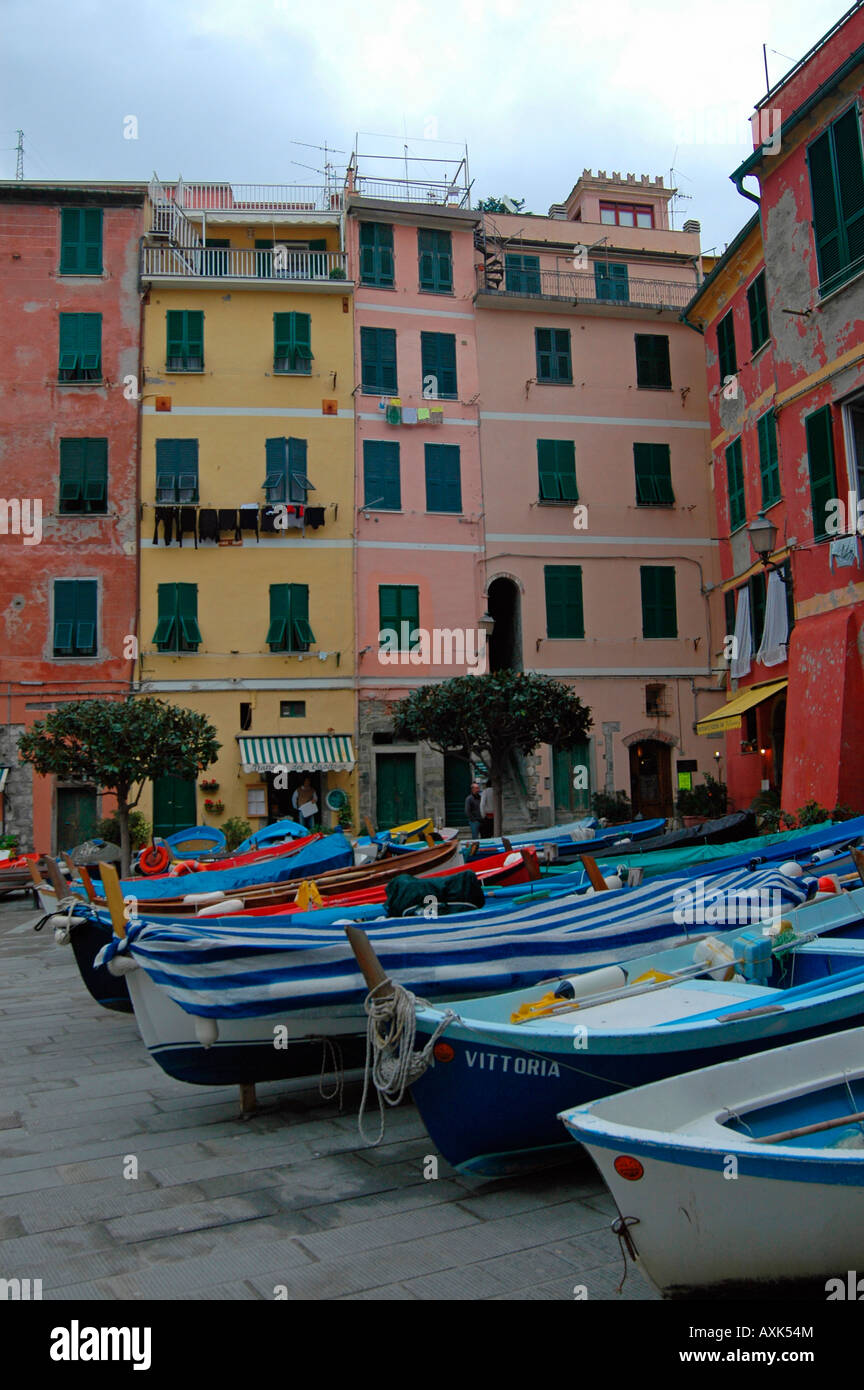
[686, 4, 864, 816]
[0, 182, 146, 851]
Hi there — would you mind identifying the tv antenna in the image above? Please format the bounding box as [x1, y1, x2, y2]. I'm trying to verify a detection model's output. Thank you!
[15, 129, 24, 180]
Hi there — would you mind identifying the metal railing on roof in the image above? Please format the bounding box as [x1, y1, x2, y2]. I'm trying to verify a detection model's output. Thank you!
[476, 265, 695, 311]
[141, 245, 349, 281]
[148, 179, 342, 219]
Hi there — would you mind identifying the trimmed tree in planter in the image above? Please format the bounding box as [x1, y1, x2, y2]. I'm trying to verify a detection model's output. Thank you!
[18, 698, 220, 876]
[393, 671, 592, 837]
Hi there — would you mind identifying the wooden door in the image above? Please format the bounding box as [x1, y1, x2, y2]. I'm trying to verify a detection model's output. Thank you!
[375, 754, 417, 829]
[553, 743, 591, 816]
[152, 774, 197, 838]
[629, 741, 672, 819]
[56, 787, 97, 851]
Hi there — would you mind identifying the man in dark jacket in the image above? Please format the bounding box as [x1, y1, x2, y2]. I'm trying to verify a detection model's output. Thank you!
[465, 782, 482, 840]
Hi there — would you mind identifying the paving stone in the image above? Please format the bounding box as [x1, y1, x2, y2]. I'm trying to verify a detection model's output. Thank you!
[104, 1191, 286, 1243]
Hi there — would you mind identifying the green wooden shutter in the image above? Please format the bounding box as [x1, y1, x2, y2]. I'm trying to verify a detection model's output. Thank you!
[553, 329, 572, 382]
[60, 209, 102, 274]
[177, 583, 201, 650]
[634, 443, 674, 505]
[641, 567, 677, 638]
[379, 585, 418, 649]
[635, 334, 671, 388]
[505, 254, 540, 293]
[749, 570, 767, 654]
[176, 439, 198, 502]
[805, 405, 837, 540]
[724, 588, 736, 644]
[267, 584, 290, 650]
[59, 439, 85, 509]
[359, 223, 394, 285]
[418, 229, 452, 292]
[54, 579, 96, 656]
[287, 437, 308, 503]
[274, 314, 292, 371]
[153, 584, 178, 650]
[363, 440, 401, 509]
[58, 314, 80, 376]
[420, 332, 457, 399]
[545, 566, 584, 638]
[425, 443, 462, 512]
[264, 438, 287, 502]
[166, 311, 185, 368]
[73, 580, 97, 654]
[361, 327, 397, 393]
[53, 580, 77, 654]
[726, 437, 746, 531]
[808, 108, 864, 292]
[537, 440, 577, 500]
[716, 311, 737, 380]
[184, 311, 204, 370]
[81, 314, 101, 375]
[535, 328, 571, 382]
[747, 272, 770, 352]
[292, 313, 312, 370]
[833, 106, 864, 275]
[535, 327, 553, 380]
[594, 262, 629, 302]
[290, 584, 314, 649]
[757, 411, 780, 507]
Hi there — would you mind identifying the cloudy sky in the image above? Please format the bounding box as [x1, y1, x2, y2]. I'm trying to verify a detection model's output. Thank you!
[0, 0, 848, 253]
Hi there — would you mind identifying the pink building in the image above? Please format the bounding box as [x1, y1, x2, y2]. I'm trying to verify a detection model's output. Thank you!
[474, 173, 723, 826]
[345, 155, 488, 828]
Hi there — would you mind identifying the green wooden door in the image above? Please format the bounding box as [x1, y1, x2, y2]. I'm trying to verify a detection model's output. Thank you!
[553, 743, 591, 817]
[444, 754, 472, 826]
[152, 774, 197, 838]
[56, 787, 98, 851]
[375, 754, 417, 829]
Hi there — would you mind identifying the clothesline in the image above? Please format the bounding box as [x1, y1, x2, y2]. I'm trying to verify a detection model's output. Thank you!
[147, 503, 329, 547]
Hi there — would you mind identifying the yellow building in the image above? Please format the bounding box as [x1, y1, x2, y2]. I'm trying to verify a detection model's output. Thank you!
[137, 179, 356, 840]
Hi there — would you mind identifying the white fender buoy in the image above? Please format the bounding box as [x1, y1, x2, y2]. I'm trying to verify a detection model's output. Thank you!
[602, 874, 624, 891]
[182, 890, 226, 906]
[196, 898, 244, 917]
[779, 861, 803, 877]
[195, 1016, 219, 1049]
[812, 849, 834, 862]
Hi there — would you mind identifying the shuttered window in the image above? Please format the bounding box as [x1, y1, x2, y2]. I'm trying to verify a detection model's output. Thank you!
[273, 312, 312, 373]
[535, 327, 572, 383]
[58, 313, 101, 382]
[59, 208, 103, 275]
[807, 106, 864, 295]
[166, 311, 204, 372]
[757, 410, 781, 508]
[266, 584, 314, 652]
[747, 272, 770, 352]
[716, 311, 737, 381]
[749, 570, 767, 654]
[537, 440, 578, 501]
[425, 443, 462, 512]
[360, 326, 397, 394]
[363, 440, 401, 510]
[53, 579, 97, 656]
[359, 223, 394, 286]
[634, 334, 671, 389]
[805, 405, 838, 540]
[153, 584, 202, 652]
[155, 439, 199, 503]
[418, 229, 453, 293]
[594, 262, 629, 302]
[640, 567, 677, 638]
[725, 437, 746, 532]
[420, 332, 457, 399]
[505, 254, 541, 294]
[263, 438, 288, 503]
[379, 585, 420, 650]
[545, 566, 584, 638]
[634, 443, 674, 505]
[59, 439, 108, 514]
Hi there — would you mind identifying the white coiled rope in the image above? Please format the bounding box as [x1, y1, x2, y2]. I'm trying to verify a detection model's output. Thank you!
[357, 978, 457, 1146]
[48, 896, 90, 945]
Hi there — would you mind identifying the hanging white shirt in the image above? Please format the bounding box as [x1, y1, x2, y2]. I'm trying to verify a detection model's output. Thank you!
[757, 570, 789, 667]
[731, 587, 752, 680]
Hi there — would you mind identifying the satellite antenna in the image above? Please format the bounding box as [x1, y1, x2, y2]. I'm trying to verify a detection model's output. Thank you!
[501, 195, 518, 213]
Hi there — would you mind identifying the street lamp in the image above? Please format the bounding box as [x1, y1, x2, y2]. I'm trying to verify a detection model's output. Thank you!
[747, 511, 778, 567]
[478, 612, 495, 636]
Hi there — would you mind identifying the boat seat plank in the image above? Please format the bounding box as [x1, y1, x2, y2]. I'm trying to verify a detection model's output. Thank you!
[795, 940, 864, 956]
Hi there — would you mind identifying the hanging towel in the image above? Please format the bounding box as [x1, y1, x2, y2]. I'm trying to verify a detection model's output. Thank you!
[757, 570, 789, 667]
[731, 587, 752, 679]
[177, 508, 198, 548]
[198, 508, 219, 543]
[305, 506, 326, 529]
[153, 506, 176, 545]
[417, 406, 431, 422]
[218, 508, 240, 541]
[430, 405, 444, 425]
[402, 406, 418, 425]
[378, 398, 388, 413]
[829, 535, 861, 570]
[261, 506, 278, 533]
[386, 404, 402, 425]
[282, 504, 305, 530]
[239, 505, 259, 541]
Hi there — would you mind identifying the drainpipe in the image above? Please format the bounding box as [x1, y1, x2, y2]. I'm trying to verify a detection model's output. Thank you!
[731, 173, 761, 209]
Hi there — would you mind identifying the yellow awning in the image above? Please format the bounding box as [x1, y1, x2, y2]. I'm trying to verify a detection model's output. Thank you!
[696, 679, 788, 736]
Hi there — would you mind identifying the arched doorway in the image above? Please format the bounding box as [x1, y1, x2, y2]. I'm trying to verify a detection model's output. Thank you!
[487, 577, 522, 673]
[771, 698, 786, 793]
[628, 740, 673, 819]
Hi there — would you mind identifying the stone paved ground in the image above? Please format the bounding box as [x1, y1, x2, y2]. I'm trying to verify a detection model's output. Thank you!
[0, 897, 658, 1302]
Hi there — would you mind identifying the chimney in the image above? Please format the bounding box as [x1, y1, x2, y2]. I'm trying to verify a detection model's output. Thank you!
[682, 219, 701, 234]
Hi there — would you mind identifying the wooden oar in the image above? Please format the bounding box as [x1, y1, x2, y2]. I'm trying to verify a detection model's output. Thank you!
[761, 1108, 864, 1145]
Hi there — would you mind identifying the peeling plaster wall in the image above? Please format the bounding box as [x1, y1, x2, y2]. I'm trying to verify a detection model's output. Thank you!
[0, 196, 144, 850]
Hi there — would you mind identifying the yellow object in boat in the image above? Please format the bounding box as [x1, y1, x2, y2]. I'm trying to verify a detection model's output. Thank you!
[294, 879, 323, 910]
[511, 992, 560, 1024]
[389, 818, 433, 842]
[631, 969, 675, 985]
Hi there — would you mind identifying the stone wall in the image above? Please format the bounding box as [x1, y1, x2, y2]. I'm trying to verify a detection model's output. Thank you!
[0, 727, 33, 848]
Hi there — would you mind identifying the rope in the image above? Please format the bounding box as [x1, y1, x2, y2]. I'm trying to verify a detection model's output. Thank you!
[318, 1037, 345, 1111]
[612, 1214, 640, 1293]
[32, 895, 89, 944]
[357, 978, 458, 1147]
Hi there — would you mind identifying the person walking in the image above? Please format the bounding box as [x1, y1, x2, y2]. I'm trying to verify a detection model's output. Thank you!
[292, 776, 319, 830]
[465, 782, 482, 840]
[480, 782, 495, 838]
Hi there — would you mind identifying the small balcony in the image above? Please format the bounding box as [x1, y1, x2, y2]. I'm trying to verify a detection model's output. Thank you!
[141, 245, 350, 288]
[475, 266, 696, 315]
[150, 180, 343, 216]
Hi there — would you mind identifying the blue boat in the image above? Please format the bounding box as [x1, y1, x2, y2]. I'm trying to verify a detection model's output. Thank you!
[406, 885, 864, 1174]
[560, 1026, 864, 1295]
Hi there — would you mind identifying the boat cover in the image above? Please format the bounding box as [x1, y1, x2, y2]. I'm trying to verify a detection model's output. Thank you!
[114, 832, 353, 901]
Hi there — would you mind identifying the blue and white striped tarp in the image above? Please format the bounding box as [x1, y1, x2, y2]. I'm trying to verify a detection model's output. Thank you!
[95, 866, 813, 1021]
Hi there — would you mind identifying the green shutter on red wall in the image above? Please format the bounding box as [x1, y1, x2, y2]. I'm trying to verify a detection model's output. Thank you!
[757, 411, 780, 508]
[726, 437, 746, 531]
[746, 272, 770, 352]
[805, 405, 838, 540]
[53, 579, 97, 656]
[808, 107, 864, 294]
[59, 438, 107, 513]
[58, 313, 102, 380]
[60, 208, 103, 275]
[716, 311, 738, 381]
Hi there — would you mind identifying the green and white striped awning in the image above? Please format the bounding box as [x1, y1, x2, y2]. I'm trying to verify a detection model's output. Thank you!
[238, 736, 355, 774]
[0, 767, 9, 792]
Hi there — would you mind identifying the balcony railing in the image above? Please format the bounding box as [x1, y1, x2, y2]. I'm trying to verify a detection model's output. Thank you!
[350, 176, 470, 207]
[150, 180, 342, 217]
[477, 266, 695, 312]
[141, 246, 349, 282]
